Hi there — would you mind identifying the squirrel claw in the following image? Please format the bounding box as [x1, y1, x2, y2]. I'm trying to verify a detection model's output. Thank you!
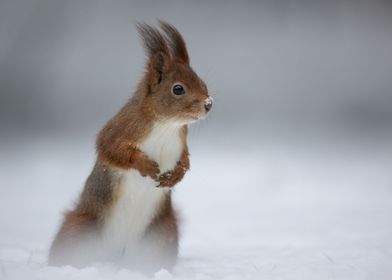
[155, 184, 161, 188]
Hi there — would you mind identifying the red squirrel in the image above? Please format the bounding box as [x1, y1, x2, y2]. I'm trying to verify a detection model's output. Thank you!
[48, 21, 212, 272]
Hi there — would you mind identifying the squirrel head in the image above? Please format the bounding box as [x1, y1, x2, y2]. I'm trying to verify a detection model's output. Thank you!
[136, 21, 212, 124]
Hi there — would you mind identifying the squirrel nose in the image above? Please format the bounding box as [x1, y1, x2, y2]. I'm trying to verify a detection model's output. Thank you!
[204, 96, 213, 112]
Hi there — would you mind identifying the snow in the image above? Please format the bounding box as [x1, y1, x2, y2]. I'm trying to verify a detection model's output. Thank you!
[1, 137, 392, 280]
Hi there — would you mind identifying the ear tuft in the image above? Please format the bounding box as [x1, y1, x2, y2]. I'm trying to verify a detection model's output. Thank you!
[136, 22, 171, 85]
[136, 22, 169, 58]
[159, 20, 190, 65]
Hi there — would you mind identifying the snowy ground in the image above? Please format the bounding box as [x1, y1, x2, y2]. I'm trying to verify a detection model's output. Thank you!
[1, 136, 392, 280]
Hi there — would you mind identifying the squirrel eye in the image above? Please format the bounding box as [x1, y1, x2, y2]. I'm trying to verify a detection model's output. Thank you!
[172, 84, 186, 96]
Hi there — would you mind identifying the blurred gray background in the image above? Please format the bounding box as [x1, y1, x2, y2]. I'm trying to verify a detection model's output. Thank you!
[1, 0, 391, 151]
[1, 1, 392, 279]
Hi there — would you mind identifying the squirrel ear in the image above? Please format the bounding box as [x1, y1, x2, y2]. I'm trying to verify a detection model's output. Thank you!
[159, 20, 189, 65]
[136, 22, 172, 84]
[149, 51, 169, 84]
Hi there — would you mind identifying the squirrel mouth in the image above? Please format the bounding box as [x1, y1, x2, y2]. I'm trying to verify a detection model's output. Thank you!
[179, 109, 209, 124]
[192, 113, 208, 121]
[182, 114, 205, 124]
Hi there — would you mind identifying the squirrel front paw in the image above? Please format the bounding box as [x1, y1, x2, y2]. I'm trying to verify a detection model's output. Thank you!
[129, 149, 160, 180]
[157, 170, 176, 188]
[138, 159, 160, 180]
[156, 161, 188, 188]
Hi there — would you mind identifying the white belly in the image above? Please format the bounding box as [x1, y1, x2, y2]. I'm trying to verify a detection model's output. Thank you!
[101, 170, 167, 257]
[101, 122, 184, 258]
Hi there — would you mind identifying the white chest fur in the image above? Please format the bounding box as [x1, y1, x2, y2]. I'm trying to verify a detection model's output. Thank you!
[139, 122, 184, 173]
[102, 122, 183, 256]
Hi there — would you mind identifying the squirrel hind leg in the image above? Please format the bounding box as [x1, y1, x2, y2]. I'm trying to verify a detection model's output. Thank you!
[133, 196, 179, 272]
[48, 210, 100, 267]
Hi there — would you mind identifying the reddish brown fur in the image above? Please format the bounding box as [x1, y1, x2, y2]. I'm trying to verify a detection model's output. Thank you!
[49, 21, 210, 271]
